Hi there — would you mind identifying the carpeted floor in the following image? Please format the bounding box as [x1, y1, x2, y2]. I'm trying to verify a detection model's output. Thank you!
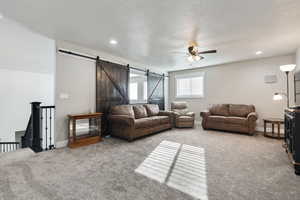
[1, 125, 300, 200]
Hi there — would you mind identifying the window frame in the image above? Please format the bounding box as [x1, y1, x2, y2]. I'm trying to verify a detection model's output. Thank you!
[129, 70, 148, 104]
[175, 72, 205, 99]
[129, 82, 138, 101]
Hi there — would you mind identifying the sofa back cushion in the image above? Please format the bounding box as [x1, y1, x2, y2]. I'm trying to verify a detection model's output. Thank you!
[110, 105, 135, 118]
[228, 104, 255, 117]
[144, 104, 160, 116]
[133, 105, 148, 119]
[171, 102, 187, 110]
[210, 104, 229, 116]
[171, 102, 188, 115]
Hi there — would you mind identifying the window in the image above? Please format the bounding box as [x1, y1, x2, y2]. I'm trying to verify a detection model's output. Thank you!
[129, 71, 147, 103]
[129, 82, 138, 100]
[175, 73, 204, 98]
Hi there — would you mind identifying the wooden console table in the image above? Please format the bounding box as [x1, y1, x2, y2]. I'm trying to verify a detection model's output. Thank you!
[68, 113, 103, 148]
[263, 118, 284, 139]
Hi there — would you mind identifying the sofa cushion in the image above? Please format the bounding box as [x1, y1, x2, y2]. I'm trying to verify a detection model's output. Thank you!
[111, 105, 134, 118]
[207, 116, 227, 123]
[229, 104, 254, 117]
[135, 118, 153, 129]
[210, 104, 229, 116]
[135, 116, 169, 129]
[225, 117, 247, 125]
[150, 116, 170, 124]
[144, 104, 160, 116]
[178, 116, 194, 122]
[133, 105, 148, 119]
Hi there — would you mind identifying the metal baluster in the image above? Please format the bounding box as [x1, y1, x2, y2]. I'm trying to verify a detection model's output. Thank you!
[41, 109, 44, 150]
[49, 108, 52, 149]
[45, 108, 48, 150]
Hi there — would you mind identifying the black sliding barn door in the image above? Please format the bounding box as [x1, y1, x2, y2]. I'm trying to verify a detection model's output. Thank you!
[147, 72, 165, 110]
[96, 59, 129, 135]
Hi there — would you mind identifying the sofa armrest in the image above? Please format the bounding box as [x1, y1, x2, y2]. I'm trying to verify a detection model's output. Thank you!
[247, 112, 258, 122]
[158, 111, 174, 126]
[109, 115, 135, 126]
[158, 110, 174, 116]
[200, 111, 211, 118]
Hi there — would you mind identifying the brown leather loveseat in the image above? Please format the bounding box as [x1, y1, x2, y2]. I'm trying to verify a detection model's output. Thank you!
[109, 104, 173, 141]
[200, 104, 258, 135]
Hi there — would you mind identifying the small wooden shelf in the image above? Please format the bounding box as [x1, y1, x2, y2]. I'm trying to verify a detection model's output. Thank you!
[68, 113, 103, 148]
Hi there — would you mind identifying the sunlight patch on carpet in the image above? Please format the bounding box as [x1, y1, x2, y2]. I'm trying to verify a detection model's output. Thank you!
[135, 141, 180, 183]
[135, 140, 208, 200]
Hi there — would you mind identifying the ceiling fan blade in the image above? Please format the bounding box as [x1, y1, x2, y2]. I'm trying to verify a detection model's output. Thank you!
[198, 50, 217, 54]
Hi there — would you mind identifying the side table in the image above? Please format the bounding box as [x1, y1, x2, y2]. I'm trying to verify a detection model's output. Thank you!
[263, 118, 284, 139]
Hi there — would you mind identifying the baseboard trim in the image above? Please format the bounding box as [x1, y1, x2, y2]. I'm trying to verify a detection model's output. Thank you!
[55, 140, 68, 148]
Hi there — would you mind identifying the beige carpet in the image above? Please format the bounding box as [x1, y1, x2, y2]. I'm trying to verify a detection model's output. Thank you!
[135, 140, 208, 200]
[1, 125, 300, 200]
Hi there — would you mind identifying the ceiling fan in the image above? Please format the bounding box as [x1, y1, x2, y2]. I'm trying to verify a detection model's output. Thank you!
[186, 42, 217, 62]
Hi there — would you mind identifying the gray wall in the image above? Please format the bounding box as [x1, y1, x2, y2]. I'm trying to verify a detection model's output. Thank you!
[55, 52, 95, 143]
[296, 48, 300, 72]
[168, 55, 294, 128]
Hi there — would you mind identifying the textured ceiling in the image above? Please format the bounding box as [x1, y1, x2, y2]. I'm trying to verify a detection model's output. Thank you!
[1, 0, 300, 71]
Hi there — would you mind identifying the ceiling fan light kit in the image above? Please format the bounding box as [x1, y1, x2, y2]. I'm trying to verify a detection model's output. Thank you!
[187, 55, 203, 62]
[185, 43, 217, 63]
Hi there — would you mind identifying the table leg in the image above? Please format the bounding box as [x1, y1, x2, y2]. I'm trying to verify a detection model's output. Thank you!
[264, 121, 266, 136]
[278, 123, 280, 138]
[272, 123, 274, 136]
[68, 119, 71, 144]
[72, 119, 76, 142]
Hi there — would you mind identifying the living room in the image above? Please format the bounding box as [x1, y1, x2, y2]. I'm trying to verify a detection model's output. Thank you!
[1, 1, 300, 200]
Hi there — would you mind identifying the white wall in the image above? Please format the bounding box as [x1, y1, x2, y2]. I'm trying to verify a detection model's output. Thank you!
[169, 55, 294, 128]
[0, 19, 55, 142]
[55, 41, 168, 144]
[296, 48, 300, 72]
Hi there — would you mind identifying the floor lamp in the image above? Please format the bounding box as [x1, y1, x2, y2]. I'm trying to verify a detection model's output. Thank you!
[273, 64, 296, 108]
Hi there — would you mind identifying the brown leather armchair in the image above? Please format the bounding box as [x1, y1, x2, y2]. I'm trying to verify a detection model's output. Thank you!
[171, 102, 195, 128]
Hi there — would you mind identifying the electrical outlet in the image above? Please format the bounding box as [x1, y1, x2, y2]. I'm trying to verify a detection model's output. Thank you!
[59, 93, 69, 99]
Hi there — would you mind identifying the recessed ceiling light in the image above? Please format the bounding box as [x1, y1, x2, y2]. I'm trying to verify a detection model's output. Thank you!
[0, 14, 3, 19]
[255, 51, 263, 55]
[109, 39, 118, 45]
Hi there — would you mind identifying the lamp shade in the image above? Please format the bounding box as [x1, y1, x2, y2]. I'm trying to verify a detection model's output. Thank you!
[280, 64, 296, 72]
[273, 93, 283, 101]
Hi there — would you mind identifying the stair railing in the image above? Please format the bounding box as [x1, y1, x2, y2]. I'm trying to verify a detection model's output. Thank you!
[0, 142, 20, 153]
[22, 102, 55, 152]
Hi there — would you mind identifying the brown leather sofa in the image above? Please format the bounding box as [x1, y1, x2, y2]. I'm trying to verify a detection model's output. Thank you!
[171, 102, 195, 128]
[109, 104, 173, 141]
[200, 104, 258, 135]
